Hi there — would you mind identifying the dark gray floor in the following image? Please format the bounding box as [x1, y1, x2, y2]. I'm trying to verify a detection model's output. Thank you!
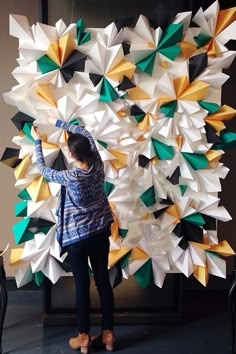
[1, 289, 232, 354]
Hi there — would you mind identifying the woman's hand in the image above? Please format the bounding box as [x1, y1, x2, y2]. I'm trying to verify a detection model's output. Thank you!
[31, 125, 41, 140]
[48, 114, 57, 125]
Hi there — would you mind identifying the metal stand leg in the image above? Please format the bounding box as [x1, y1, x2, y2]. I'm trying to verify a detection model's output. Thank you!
[229, 270, 236, 354]
[0, 256, 8, 354]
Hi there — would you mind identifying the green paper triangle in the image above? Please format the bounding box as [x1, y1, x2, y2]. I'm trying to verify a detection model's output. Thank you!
[158, 23, 183, 49]
[34, 271, 45, 287]
[180, 185, 187, 196]
[160, 100, 177, 118]
[183, 213, 206, 226]
[152, 138, 174, 160]
[97, 140, 108, 149]
[79, 31, 91, 45]
[158, 45, 181, 61]
[23, 122, 34, 141]
[119, 251, 132, 269]
[134, 259, 153, 288]
[39, 225, 52, 235]
[37, 55, 60, 74]
[15, 201, 27, 217]
[17, 189, 32, 201]
[182, 152, 209, 170]
[99, 78, 119, 102]
[76, 18, 85, 32]
[136, 51, 156, 76]
[119, 228, 128, 238]
[104, 181, 114, 196]
[134, 113, 146, 123]
[12, 218, 34, 244]
[70, 118, 79, 125]
[140, 186, 156, 207]
[220, 130, 236, 148]
[198, 100, 220, 115]
[194, 33, 212, 48]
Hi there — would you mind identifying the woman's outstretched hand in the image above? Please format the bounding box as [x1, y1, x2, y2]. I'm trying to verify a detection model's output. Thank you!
[31, 125, 41, 140]
[48, 114, 57, 125]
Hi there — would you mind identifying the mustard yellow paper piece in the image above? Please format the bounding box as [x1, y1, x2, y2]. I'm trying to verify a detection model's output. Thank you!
[179, 41, 197, 59]
[209, 240, 235, 257]
[127, 87, 150, 100]
[58, 33, 76, 65]
[190, 241, 210, 250]
[27, 175, 51, 202]
[204, 119, 225, 132]
[174, 76, 189, 98]
[108, 149, 127, 170]
[131, 247, 149, 260]
[106, 59, 136, 81]
[215, 7, 236, 36]
[194, 265, 209, 287]
[160, 61, 169, 69]
[47, 42, 60, 66]
[166, 204, 180, 221]
[37, 83, 57, 107]
[179, 80, 209, 101]
[207, 105, 236, 122]
[205, 150, 223, 162]
[14, 154, 30, 180]
[10, 248, 24, 265]
[110, 219, 120, 242]
[108, 247, 132, 268]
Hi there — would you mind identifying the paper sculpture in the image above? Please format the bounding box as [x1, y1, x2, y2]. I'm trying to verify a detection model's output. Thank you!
[1, 2, 236, 287]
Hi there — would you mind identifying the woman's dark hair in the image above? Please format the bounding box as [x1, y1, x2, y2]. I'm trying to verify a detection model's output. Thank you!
[67, 133, 96, 164]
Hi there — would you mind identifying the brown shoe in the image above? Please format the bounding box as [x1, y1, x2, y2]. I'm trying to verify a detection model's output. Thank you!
[91, 330, 115, 352]
[69, 332, 90, 353]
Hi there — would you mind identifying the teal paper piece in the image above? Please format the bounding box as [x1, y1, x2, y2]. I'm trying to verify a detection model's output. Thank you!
[134, 259, 153, 288]
[160, 100, 177, 118]
[37, 55, 60, 74]
[104, 181, 114, 196]
[99, 78, 119, 102]
[198, 100, 220, 114]
[158, 45, 181, 61]
[134, 113, 146, 123]
[194, 33, 212, 48]
[76, 19, 91, 45]
[23, 122, 34, 141]
[158, 23, 183, 49]
[183, 213, 206, 226]
[152, 138, 174, 160]
[17, 189, 32, 201]
[136, 51, 156, 76]
[97, 140, 108, 149]
[34, 271, 45, 287]
[180, 185, 188, 196]
[140, 186, 156, 207]
[15, 201, 27, 217]
[119, 228, 128, 238]
[182, 152, 209, 170]
[12, 218, 34, 244]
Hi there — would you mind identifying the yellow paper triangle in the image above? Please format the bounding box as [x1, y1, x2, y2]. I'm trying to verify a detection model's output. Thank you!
[27, 176, 51, 202]
[179, 80, 209, 101]
[58, 33, 76, 65]
[160, 60, 169, 69]
[108, 149, 127, 170]
[215, 8, 236, 36]
[10, 248, 24, 265]
[204, 118, 225, 132]
[207, 38, 219, 56]
[37, 83, 57, 107]
[138, 114, 150, 131]
[14, 154, 30, 180]
[205, 150, 223, 162]
[174, 76, 189, 98]
[179, 41, 197, 59]
[47, 42, 60, 66]
[110, 219, 120, 242]
[127, 87, 150, 100]
[209, 240, 235, 257]
[194, 266, 209, 287]
[176, 135, 183, 148]
[131, 247, 149, 260]
[158, 97, 175, 106]
[42, 141, 59, 150]
[117, 108, 128, 118]
[108, 247, 131, 268]
[207, 105, 236, 122]
[106, 59, 136, 81]
[190, 241, 210, 250]
[166, 205, 180, 220]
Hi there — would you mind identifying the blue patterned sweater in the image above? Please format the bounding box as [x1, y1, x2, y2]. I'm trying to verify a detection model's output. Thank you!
[35, 120, 113, 254]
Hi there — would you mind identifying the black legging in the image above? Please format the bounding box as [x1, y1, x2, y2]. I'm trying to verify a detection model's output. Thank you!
[67, 231, 114, 333]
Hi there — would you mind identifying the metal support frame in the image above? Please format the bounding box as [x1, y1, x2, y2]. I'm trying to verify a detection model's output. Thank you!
[39, 0, 49, 24]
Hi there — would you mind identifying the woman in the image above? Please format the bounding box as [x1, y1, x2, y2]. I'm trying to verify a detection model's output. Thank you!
[31, 116, 115, 353]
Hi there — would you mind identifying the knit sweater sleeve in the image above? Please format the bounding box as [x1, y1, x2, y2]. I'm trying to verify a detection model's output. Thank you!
[55, 119, 98, 153]
[35, 139, 71, 185]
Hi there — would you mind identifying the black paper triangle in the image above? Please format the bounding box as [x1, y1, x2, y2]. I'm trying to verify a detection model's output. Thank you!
[122, 42, 131, 55]
[167, 166, 180, 185]
[138, 154, 150, 168]
[153, 207, 168, 219]
[118, 76, 136, 91]
[189, 52, 208, 82]
[0, 147, 21, 168]
[202, 214, 217, 231]
[89, 73, 103, 86]
[205, 123, 221, 143]
[130, 104, 145, 116]
[11, 112, 35, 130]
[60, 49, 87, 83]
[52, 150, 67, 171]
[114, 17, 134, 32]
